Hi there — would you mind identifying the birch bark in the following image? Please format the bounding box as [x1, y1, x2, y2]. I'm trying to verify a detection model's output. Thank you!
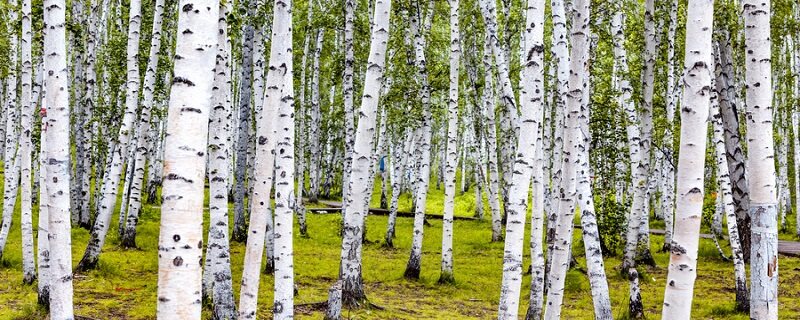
[43, 0, 75, 315]
[155, 0, 218, 316]
[743, 0, 779, 316]
[661, 0, 714, 316]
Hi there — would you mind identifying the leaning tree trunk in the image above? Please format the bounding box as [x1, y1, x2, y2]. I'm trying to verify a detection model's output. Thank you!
[0, 0, 20, 260]
[661, 0, 713, 316]
[439, 0, 460, 285]
[155, 0, 218, 317]
[76, 0, 143, 271]
[716, 25, 751, 261]
[238, 4, 288, 317]
[337, 0, 393, 307]
[711, 94, 749, 312]
[743, 0, 779, 317]
[404, 2, 434, 281]
[20, 0, 36, 285]
[201, 2, 236, 318]
[232, 0, 256, 243]
[497, 0, 544, 317]
[543, 0, 593, 316]
[43, 0, 75, 315]
[121, 0, 167, 248]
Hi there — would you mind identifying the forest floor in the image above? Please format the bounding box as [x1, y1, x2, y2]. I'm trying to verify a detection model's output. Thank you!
[1, 177, 800, 319]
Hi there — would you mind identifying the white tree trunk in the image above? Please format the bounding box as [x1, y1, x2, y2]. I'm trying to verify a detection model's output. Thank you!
[341, 0, 356, 207]
[794, 112, 800, 237]
[121, 0, 167, 248]
[0, 0, 20, 259]
[497, 0, 543, 316]
[202, 2, 236, 318]
[404, 2, 433, 281]
[155, 0, 218, 316]
[20, 0, 36, 284]
[439, 0, 460, 285]
[481, 36, 503, 242]
[36, 81, 50, 307]
[43, 0, 75, 315]
[660, 0, 713, 316]
[271, 0, 296, 317]
[743, 0, 778, 317]
[385, 130, 412, 247]
[661, 0, 678, 252]
[238, 3, 289, 316]
[77, 0, 143, 270]
[337, 0, 392, 305]
[543, 0, 592, 315]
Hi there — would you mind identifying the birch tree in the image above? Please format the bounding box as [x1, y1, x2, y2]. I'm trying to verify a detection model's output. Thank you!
[661, 0, 713, 316]
[238, 3, 287, 316]
[43, 0, 75, 315]
[338, 0, 393, 305]
[711, 94, 749, 312]
[121, 0, 167, 248]
[155, 0, 218, 316]
[439, 0, 460, 285]
[20, 0, 36, 284]
[743, 0, 779, 316]
[233, 0, 257, 243]
[404, 1, 433, 281]
[0, 0, 20, 259]
[497, 0, 544, 316]
[201, 2, 236, 317]
[77, 0, 144, 270]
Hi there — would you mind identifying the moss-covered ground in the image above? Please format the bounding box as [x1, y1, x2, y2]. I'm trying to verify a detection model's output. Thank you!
[1, 175, 800, 319]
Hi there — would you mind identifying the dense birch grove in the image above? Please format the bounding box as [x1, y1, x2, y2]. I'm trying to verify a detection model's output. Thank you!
[1, 0, 800, 318]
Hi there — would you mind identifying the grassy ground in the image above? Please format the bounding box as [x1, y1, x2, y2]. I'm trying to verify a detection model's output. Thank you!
[1, 175, 800, 319]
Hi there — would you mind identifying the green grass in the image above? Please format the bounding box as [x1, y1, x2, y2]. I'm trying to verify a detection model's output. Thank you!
[1, 174, 799, 319]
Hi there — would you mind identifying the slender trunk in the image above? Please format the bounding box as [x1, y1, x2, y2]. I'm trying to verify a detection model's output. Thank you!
[438, 0, 460, 285]
[77, 0, 143, 271]
[155, 0, 218, 316]
[661, 0, 713, 315]
[385, 130, 412, 247]
[232, 0, 256, 243]
[404, 2, 433, 281]
[37, 107, 50, 306]
[497, 0, 543, 316]
[43, 0, 75, 315]
[794, 112, 800, 237]
[481, 36, 503, 242]
[661, 0, 678, 252]
[238, 19, 281, 320]
[20, 0, 36, 284]
[525, 105, 546, 320]
[337, 0, 393, 306]
[0, 0, 20, 259]
[711, 95, 749, 312]
[543, 0, 591, 315]
[342, 0, 356, 206]
[201, 3, 236, 317]
[121, 0, 167, 248]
